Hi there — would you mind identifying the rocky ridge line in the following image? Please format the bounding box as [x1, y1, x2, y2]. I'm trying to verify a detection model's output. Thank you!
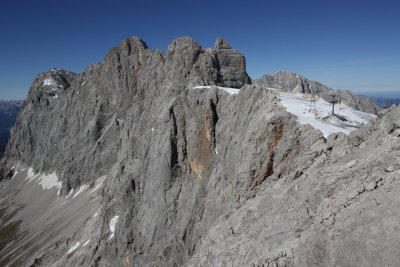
[253, 70, 380, 114]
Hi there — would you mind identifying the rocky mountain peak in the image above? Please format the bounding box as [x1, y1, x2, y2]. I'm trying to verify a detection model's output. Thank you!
[119, 36, 148, 56]
[167, 36, 201, 54]
[214, 37, 231, 49]
[164, 36, 250, 89]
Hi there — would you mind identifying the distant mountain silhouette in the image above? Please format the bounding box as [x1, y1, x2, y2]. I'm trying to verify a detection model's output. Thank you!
[370, 97, 400, 109]
[0, 100, 23, 156]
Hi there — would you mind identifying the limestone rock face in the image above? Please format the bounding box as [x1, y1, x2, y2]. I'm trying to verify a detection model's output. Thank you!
[214, 37, 232, 49]
[1, 37, 251, 189]
[254, 71, 380, 114]
[0, 37, 399, 267]
[189, 106, 400, 266]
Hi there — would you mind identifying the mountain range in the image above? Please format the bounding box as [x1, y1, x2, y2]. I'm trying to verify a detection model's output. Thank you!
[0, 37, 399, 266]
[370, 97, 400, 109]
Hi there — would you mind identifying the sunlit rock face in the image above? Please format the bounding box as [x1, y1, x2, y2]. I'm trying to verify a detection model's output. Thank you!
[1, 37, 400, 267]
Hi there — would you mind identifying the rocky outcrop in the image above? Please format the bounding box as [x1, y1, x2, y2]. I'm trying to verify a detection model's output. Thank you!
[254, 71, 380, 114]
[188, 106, 400, 266]
[0, 37, 399, 267]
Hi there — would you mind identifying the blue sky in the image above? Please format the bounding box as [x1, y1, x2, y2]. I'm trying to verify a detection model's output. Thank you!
[0, 0, 399, 100]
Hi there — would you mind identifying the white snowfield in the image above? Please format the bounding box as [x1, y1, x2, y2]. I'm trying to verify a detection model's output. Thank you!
[278, 92, 375, 138]
[192, 86, 240, 95]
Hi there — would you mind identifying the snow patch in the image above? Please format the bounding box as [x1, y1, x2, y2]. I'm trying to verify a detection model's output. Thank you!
[193, 86, 240, 95]
[66, 189, 74, 198]
[220, 87, 240, 95]
[36, 172, 63, 196]
[215, 148, 218, 155]
[90, 175, 106, 193]
[26, 167, 36, 181]
[25, 168, 62, 195]
[38, 172, 62, 190]
[67, 241, 81, 254]
[43, 78, 57, 86]
[109, 215, 119, 240]
[82, 240, 90, 247]
[72, 184, 90, 199]
[278, 92, 375, 138]
[12, 171, 19, 179]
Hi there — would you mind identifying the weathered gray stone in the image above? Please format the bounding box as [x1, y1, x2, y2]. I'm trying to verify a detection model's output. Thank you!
[0, 37, 399, 267]
[214, 37, 231, 49]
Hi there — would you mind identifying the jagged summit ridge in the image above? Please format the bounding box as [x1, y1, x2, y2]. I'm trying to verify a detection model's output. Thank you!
[214, 37, 231, 49]
[103, 36, 250, 90]
[4, 36, 251, 188]
[26, 36, 250, 105]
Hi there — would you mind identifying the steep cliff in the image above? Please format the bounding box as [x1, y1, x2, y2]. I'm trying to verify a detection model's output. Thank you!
[0, 37, 399, 267]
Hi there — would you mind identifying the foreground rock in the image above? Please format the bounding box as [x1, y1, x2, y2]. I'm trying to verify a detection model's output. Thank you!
[0, 37, 399, 267]
[188, 106, 400, 266]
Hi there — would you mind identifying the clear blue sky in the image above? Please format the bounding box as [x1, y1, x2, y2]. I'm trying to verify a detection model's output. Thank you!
[0, 0, 399, 100]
